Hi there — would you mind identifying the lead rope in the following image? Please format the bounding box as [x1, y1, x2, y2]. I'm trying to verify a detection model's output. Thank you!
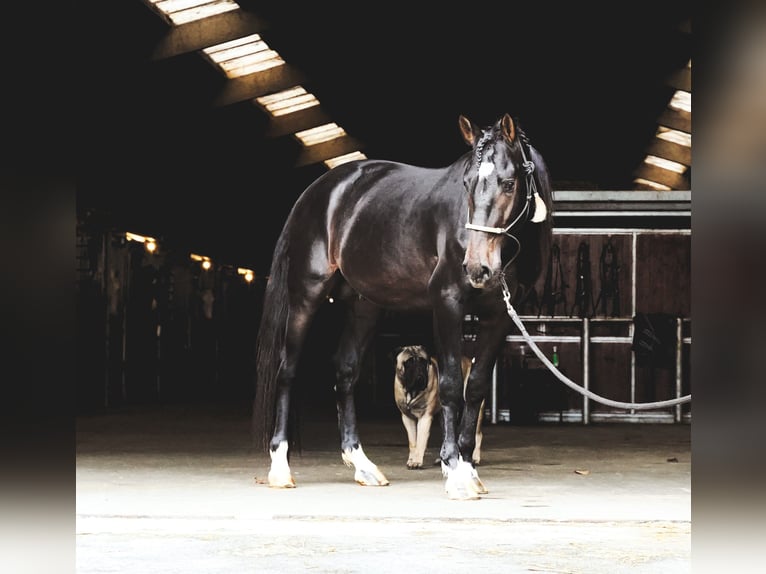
[499, 273, 692, 409]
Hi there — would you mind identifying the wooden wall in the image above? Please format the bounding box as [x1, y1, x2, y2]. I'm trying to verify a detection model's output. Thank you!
[497, 227, 691, 423]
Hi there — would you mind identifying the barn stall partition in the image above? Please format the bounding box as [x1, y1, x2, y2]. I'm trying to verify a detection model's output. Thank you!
[77, 191, 690, 425]
[462, 190, 691, 425]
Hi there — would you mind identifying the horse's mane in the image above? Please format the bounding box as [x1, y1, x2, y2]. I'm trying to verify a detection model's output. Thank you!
[474, 118, 530, 162]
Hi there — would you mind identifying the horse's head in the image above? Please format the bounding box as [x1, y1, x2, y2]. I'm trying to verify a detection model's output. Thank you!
[459, 113, 548, 289]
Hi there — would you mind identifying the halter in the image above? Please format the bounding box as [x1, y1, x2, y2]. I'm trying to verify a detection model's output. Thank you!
[464, 138, 543, 237]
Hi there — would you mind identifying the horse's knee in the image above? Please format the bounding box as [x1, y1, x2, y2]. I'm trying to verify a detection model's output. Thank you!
[457, 433, 476, 455]
[438, 381, 463, 408]
[333, 362, 358, 394]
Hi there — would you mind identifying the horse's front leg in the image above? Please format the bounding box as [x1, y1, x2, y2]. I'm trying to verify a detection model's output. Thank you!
[431, 288, 483, 499]
[457, 310, 513, 492]
[334, 298, 388, 486]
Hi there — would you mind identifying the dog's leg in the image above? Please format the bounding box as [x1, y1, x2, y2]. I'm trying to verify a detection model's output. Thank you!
[472, 399, 485, 465]
[401, 414, 419, 468]
[411, 414, 434, 469]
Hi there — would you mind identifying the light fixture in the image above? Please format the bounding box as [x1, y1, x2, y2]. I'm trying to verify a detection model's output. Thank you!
[237, 267, 254, 282]
[190, 253, 213, 270]
[126, 232, 158, 254]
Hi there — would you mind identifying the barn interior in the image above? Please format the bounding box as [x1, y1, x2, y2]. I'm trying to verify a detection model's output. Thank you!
[77, 0, 691, 417]
[73, 2, 692, 572]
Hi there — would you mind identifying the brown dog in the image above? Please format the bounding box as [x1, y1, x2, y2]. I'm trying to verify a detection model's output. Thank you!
[393, 345, 484, 469]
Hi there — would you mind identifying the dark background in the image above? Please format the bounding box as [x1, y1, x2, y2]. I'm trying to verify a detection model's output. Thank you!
[77, 0, 691, 275]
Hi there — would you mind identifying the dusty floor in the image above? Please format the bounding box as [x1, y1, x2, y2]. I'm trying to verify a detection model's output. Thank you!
[76, 402, 691, 573]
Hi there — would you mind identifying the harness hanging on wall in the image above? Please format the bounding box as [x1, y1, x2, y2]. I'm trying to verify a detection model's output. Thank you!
[593, 239, 621, 317]
[538, 243, 567, 317]
[517, 285, 540, 316]
[570, 241, 595, 318]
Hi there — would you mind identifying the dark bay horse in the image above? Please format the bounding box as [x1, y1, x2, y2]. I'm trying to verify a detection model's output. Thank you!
[252, 114, 553, 499]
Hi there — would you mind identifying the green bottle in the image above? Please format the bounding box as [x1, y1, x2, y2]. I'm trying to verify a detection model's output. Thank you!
[552, 345, 559, 368]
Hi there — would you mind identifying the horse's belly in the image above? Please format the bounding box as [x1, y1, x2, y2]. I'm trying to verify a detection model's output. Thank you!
[338, 254, 435, 310]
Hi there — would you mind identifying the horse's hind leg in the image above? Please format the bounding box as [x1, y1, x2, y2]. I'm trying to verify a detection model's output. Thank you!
[268, 274, 337, 488]
[333, 296, 388, 486]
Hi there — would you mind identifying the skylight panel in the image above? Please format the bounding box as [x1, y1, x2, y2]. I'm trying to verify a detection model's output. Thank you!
[656, 127, 691, 147]
[148, 0, 239, 26]
[669, 90, 691, 114]
[294, 123, 346, 146]
[643, 155, 687, 174]
[203, 34, 284, 78]
[633, 178, 672, 191]
[324, 151, 367, 169]
[255, 87, 320, 117]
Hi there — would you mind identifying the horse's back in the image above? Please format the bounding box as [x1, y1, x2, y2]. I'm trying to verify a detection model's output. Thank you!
[287, 159, 464, 308]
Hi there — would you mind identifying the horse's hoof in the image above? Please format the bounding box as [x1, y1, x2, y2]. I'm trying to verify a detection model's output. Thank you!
[446, 484, 481, 500]
[343, 445, 389, 486]
[355, 468, 390, 486]
[443, 457, 485, 499]
[267, 474, 296, 488]
[268, 442, 294, 488]
[407, 461, 424, 470]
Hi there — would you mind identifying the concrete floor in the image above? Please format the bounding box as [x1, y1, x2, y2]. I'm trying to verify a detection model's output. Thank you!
[76, 402, 691, 573]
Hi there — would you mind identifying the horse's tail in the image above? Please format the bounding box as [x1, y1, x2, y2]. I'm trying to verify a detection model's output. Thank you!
[251, 229, 290, 453]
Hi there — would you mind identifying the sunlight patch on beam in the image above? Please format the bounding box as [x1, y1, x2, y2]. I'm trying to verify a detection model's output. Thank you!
[643, 155, 687, 174]
[324, 151, 367, 169]
[255, 87, 320, 117]
[294, 123, 346, 146]
[633, 178, 672, 191]
[147, 0, 239, 26]
[669, 89, 691, 114]
[656, 127, 691, 148]
[203, 34, 284, 78]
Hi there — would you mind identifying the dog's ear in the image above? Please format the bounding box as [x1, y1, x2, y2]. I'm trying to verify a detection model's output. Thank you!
[389, 346, 404, 361]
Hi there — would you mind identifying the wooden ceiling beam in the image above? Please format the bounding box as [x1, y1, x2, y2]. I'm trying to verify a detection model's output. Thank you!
[262, 107, 333, 138]
[667, 67, 691, 92]
[213, 65, 307, 107]
[294, 136, 364, 167]
[152, 10, 267, 60]
[633, 163, 690, 190]
[646, 138, 691, 167]
[658, 108, 691, 134]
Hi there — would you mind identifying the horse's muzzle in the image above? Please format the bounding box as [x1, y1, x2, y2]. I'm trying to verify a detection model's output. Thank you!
[464, 264, 494, 289]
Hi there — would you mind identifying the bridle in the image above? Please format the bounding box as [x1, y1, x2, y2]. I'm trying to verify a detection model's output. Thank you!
[463, 138, 538, 238]
[463, 135, 545, 271]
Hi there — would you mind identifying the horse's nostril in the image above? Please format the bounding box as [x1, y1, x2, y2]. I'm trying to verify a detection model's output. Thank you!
[481, 266, 491, 279]
[462, 264, 469, 274]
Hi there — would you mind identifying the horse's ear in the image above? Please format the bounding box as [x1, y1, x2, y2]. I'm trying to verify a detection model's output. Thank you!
[500, 113, 516, 143]
[458, 115, 479, 146]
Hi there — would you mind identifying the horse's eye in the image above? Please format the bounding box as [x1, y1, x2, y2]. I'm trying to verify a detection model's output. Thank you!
[502, 178, 516, 193]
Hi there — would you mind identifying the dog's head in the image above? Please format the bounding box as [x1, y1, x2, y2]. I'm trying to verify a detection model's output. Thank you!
[394, 345, 432, 396]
